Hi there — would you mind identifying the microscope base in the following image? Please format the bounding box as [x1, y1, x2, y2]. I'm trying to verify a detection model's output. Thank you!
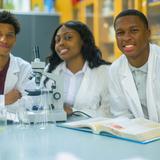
[23, 110, 67, 123]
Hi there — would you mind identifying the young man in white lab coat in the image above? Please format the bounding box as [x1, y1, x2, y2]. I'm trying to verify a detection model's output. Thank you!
[108, 9, 160, 122]
[0, 11, 34, 115]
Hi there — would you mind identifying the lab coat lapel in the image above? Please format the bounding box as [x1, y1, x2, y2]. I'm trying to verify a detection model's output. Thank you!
[55, 62, 91, 108]
[121, 58, 144, 117]
[4, 55, 19, 93]
[146, 44, 158, 121]
[74, 67, 91, 108]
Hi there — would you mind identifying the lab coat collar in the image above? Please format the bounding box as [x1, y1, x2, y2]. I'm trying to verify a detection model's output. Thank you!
[146, 44, 159, 121]
[120, 44, 160, 121]
[4, 54, 20, 93]
[8, 54, 20, 73]
[120, 56, 144, 117]
[129, 62, 148, 74]
[121, 44, 157, 82]
[147, 44, 157, 82]
[55, 61, 90, 75]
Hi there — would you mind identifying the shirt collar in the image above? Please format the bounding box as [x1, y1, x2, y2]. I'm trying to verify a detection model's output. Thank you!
[60, 61, 88, 75]
[129, 62, 148, 73]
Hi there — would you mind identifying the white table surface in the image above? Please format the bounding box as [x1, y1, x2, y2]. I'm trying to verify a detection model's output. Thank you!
[0, 122, 159, 160]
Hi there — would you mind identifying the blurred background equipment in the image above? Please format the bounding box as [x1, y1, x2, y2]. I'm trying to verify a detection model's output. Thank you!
[0, 0, 160, 65]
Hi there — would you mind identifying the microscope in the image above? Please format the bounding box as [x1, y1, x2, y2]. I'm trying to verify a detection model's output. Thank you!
[25, 46, 67, 123]
[31, 46, 45, 87]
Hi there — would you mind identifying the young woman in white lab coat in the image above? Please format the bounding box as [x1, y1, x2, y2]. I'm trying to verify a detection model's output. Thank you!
[42, 21, 111, 117]
[109, 9, 160, 122]
[0, 11, 34, 114]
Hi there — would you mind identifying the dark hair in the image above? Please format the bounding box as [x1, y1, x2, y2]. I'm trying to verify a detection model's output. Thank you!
[47, 20, 110, 73]
[0, 10, 20, 34]
[114, 9, 149, 29]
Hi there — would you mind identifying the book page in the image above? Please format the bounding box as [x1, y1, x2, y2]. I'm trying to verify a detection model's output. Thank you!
[63, 117, 109, 133]
[60, 117, 160, 142]
[94, 117, 130, 134]
[97, 118, 160, 142]
[62, 117, 129, 134]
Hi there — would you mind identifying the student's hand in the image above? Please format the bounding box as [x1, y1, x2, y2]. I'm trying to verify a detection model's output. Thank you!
[5, 89, 22, 105]
[64, 104, 73, 115]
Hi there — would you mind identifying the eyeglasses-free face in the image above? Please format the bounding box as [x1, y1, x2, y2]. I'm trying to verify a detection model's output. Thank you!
[0, 23, 16, 57]
[55, 25, 83, 63]
[115, 15, 150, 63]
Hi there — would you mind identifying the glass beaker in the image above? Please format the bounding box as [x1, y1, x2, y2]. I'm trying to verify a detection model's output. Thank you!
[17, 98, 31, 129]
[39, 88, 50, 129]
[17, 107, 28, 129]
[0, 107, 7, 131]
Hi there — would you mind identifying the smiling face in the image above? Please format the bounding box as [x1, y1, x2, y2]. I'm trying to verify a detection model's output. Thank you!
[0, 23, 16, 58]
[115, 15, 150, 63]
[55, 25, 83, 63]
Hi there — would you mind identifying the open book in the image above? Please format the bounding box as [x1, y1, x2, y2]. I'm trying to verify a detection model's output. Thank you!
[57, 117, 160, 144]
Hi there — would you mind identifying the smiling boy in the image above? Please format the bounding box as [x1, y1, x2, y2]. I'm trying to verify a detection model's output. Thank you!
[108, 9, 160, 122]
[0, 11, 35, 114]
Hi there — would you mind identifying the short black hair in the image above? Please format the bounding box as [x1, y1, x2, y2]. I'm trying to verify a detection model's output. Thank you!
[0, 10, 20, 34]
[114, 9, 149, 29]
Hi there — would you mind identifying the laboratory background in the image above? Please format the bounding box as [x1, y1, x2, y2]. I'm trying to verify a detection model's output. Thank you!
[0, 1, 160, 160]
[0, 0, 160, 63]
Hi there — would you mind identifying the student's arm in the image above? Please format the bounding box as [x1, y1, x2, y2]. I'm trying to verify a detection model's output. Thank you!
[64, 104, 73, 115]
[6, 62, 36, 113]
[5, 89, 22, 105]
[16, 62, 36, 95]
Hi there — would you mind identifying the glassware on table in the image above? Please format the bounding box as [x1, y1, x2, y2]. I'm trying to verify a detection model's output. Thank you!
[39, 88, 50, 129]
[17, 99, 30, 129]
[0, 107, 7, 131]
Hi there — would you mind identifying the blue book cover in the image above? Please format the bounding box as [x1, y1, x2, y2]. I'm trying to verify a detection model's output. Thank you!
[57, 117, 160, 144]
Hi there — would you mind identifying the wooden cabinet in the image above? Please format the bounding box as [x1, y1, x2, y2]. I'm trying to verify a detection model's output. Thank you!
[143, 0, 160, 46]
[98, 0, 122, 62]
[76, 0, 122, 62]
[74, 0, 98, 43]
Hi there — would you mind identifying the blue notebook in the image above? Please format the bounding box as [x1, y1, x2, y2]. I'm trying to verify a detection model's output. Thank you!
[57, 117, 160, 144]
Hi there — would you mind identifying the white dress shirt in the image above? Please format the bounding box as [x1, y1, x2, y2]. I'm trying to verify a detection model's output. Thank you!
[61, 62, 87, 106]
[129, 62, 148, 118]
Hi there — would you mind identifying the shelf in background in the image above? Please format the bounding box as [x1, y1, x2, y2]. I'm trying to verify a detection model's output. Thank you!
[148, 1, 160, 7]
[148, 1, 160, 15]
[151, 35, 160, 40]
[101, 12, 114, 19]
[101, 39, 115, 44]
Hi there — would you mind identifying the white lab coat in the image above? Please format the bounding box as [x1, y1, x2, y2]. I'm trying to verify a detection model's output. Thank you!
[108, 44, 160, 122]
[42, 62, 111, 117]
[0, 54, 35, 113]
